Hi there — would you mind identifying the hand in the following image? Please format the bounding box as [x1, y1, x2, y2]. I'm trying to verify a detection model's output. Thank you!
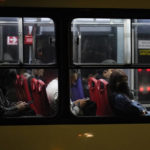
[142, 110, 148, 115]
[16, 101, 24, 105]
[74, 99, 87, 108]
[16, 102, 28, 110]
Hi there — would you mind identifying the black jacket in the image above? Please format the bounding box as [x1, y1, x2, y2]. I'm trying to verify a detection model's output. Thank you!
[0, 89, 20, 117]
[109, 92, 147, 116]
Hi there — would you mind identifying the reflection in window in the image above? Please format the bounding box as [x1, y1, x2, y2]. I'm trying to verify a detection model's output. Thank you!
[0, 69, 58, 117]
[0, 17, 56, 64]
[23, 18, 55, 64]
[72, 18, 131, 64]
[138, 69, 150, 107]
[0, 17, 19, 63]
[70, 69, 150, 117]
[133, 19, 150, 64]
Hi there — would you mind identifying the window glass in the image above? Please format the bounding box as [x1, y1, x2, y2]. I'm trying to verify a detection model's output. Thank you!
[133, 19, 150, 64]
[0, 17, 19, 63]
[138, 69, 150, 107]
[70, 68, 150, 117]
[23, 18, 56, 64]
[0, 69, 58, 118]
[72, 18, 131, 65]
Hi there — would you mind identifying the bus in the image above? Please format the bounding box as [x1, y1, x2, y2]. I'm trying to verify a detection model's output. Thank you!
[0, 4, 150, 150]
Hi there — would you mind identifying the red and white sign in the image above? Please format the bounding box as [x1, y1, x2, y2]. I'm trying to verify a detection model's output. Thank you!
[24, 35, 33, 45]
[7, 36, 18, 45]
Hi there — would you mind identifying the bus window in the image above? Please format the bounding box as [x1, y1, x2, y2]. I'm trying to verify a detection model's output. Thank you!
[71, 19, 131, 65]
[0, 17, 19, 63]
[133, 19, 150, 64]
[23, 18, 55, 64]
[70, 68, 150, 117]
[0, 69, 58, 118]
[138, 69, 150, 107]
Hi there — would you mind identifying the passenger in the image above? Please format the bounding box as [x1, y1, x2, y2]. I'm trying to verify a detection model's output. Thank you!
[70, 70, 85, 102]
[32, 69, 45, 81]
[43, 69, 58, 85]
[46, 76, 85, 115]
[45, 71, 97, 116]
[0, 69, 29, 117]
[46, 77, 58, 114]
[96, 59, 116, 80]
[70, 99, 87, 116]
[82, 69, 98, 97]
[96, 69, 114, 81]
[108, 69, 148, 116]
[18, 69, 32, 79]
[70, 70, 97, 116]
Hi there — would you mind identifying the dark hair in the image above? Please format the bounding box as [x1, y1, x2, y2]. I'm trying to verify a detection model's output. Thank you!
[108, 69, 132, 98]
[0, 69, 17, 90]
[109, 69, 128, 92]
[70, 69, 78, 75]
[97, 69, 108, 75]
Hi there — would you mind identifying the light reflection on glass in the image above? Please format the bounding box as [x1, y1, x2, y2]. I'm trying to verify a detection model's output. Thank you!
[78, 132, 94, 138]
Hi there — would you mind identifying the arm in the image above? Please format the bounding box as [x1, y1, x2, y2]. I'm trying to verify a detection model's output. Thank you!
[0, 101, 28, 117]
[113, 94, 146, 116]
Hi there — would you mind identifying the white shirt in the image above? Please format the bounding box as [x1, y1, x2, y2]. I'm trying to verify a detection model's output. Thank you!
[46, 78, 81, 115]
[46, 78, 58, 105]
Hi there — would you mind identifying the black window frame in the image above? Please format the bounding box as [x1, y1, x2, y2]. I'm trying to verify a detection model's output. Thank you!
[0, 7, 150, 125]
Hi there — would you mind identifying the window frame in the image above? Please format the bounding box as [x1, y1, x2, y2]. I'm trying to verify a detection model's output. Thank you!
[0, 7, 150, 125]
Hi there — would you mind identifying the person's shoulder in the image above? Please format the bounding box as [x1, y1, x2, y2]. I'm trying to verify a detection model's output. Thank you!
[46, 78, 56, 90]
[114, 93, 126, 101]
[114, 93, 131, 104]
[47, 78, 58, 86]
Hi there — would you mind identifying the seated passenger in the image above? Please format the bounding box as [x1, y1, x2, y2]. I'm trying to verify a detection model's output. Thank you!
[46, 71, 97, 116]
[108, 69, 147, 116]
[96, 69, 114, 81]
[46, 77, 58, 114]
[32, 69, 45, 81]
[70, 70, 85, 102]
[96, 59, 116, 80]
[70, 70, 96, 116]
[70, 98, 96, 116]
[0, 69, 30, 117]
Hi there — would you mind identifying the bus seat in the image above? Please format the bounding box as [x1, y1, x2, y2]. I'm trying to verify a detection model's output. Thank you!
[71, 77, 85, 101]
[88, 77, 99, 104]
[15, 74, 28, 102]
[15, 74, 22, 101]
[88, 77, 112, 116]
[97, 79, 112, 116]
[16, 74, 37, 113]
[31, 78, 50, 116]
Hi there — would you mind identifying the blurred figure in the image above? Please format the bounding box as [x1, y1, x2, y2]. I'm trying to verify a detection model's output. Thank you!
[32, 69, 44, 80]
[46, 77, 58, 114]
[96, 59, 116, 80]
[70, 70, 96, 116]
[0, 69, 29, 117]
[96, 69, 114, 81]
[70, 70, 85, 102]
[108, 69, 147, 116]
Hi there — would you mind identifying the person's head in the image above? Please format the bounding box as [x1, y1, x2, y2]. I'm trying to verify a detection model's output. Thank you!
[70, 70, 78, 85]
[101, 59, 116, 64]
[102, 69, 114, 79]
[109, 69, 128, 93]
[0, 69, 17, 91]
[32, 69, 44, 78]
[97, 59, 116, 79]
[98, 69, 114, 79]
